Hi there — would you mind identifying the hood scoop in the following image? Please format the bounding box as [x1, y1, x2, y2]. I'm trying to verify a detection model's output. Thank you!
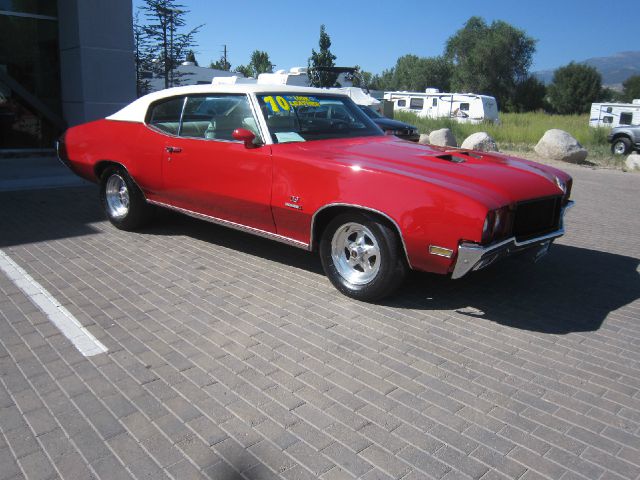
[434, 150, 484, 164]
[434, 153, 466, 163]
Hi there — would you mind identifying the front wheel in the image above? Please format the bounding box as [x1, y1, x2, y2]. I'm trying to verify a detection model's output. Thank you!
[319, 212, 408, 302]
[611, 137, 631, 155]
[99, 166, 153, 230]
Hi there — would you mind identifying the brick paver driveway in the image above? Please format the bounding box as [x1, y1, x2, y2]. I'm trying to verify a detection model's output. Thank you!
[1, 163, 639, 480]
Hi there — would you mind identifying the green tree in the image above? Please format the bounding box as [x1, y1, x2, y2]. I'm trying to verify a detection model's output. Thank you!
[133, 11, 153, 97]
[600, 87, 625, 103]
[235, 64, 253, 78]
[392, 55, 452, 92]
[185, 49, 198, 66]
[210, 59, 231, 70]
[547, 62, 602, 114]
[509, 76, 546, 112]
[308, 25, 338, 87]
[248, 50, 273, 77]
[445, 16, 536, 111]
[140, 0, 202, 89]
[349, 67, 374, 89]
[622, 75, 640, 102]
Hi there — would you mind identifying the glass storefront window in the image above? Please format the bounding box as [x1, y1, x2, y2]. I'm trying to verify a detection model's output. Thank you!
[0, 0, 57, 17]
[0, 10, 61, 148]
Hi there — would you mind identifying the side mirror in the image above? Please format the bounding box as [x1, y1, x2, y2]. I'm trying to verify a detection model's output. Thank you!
[232, 128, 257, 149]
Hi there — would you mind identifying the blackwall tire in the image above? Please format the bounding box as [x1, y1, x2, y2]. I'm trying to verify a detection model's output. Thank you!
[611, 138, 631, 155]
[319, 212, 408, 302]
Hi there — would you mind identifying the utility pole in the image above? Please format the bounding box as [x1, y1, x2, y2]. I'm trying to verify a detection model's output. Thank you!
[221, 44, 228, 70]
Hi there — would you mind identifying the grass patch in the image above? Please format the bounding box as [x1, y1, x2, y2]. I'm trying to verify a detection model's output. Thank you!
[395, 111, 610, 147]
[394, 111, 618, 166]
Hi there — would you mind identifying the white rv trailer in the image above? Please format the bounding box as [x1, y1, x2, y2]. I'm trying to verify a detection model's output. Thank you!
[589, 100, 640, 128]
[383, 89, 499, 123]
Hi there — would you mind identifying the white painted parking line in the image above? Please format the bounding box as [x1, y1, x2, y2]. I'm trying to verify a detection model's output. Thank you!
[0, 249, 107, 357]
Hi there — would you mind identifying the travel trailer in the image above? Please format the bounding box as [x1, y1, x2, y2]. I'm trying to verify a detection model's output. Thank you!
[589, 100, 640, 128]
[384, 89, 499, 123]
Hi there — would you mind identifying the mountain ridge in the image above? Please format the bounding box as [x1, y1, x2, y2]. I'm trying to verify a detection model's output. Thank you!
[533, 51, 640, 88]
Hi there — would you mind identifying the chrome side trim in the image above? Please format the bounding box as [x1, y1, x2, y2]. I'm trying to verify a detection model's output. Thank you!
[451, 200, 574, 279]
[146, 199, 309, 250]
[309, 203, 412, 268]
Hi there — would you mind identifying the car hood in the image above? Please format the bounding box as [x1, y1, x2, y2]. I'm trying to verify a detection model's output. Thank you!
[372, 117, 416, 130]
[309, 136, 567, 207]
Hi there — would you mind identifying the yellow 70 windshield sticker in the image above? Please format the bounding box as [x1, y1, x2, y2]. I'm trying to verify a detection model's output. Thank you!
[262, 95, 320, 112]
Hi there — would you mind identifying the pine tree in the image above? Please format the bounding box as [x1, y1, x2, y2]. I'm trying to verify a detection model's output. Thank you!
[308, 25, 338, 88]
[140, 0, 202, 89]
[185, 50, 198, 66]
[133, 12, 153, 97]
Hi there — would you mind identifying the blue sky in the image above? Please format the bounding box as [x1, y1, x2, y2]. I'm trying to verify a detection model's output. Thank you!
[133, 0, 638, 74]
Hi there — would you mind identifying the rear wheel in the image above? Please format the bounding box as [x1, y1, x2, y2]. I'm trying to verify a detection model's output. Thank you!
[100, 166, 153, 230]
[319, 212, 408, 302]
[611, 137, 631, 155]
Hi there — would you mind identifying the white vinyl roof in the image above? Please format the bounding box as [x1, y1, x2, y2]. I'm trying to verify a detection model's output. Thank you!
[107, 84, 347, 123]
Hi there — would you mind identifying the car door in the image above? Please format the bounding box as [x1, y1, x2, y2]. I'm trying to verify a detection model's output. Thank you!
[154, 93, 275, 233]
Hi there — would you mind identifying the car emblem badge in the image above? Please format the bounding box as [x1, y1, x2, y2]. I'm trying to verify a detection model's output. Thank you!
[285, 195, 302, 210]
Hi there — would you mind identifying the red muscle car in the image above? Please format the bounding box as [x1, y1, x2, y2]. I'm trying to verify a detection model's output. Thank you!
[57, 84, 573, 301]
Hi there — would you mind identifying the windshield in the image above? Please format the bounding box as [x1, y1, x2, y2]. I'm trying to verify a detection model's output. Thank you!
[256, 94, 382, 143]
[358, 105, 383, 119]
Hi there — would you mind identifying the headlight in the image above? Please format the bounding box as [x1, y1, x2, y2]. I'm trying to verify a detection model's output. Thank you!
[481, 207, 513, 244]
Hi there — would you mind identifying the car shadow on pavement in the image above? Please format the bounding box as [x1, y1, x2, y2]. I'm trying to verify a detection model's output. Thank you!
[146, 209, 325, 274]
[150, 212, 639, 335]
[0, 186, 103, 248]
[384, 244, 640, 334]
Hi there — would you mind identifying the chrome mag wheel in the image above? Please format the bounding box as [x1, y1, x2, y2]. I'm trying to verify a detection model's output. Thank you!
[105, 174, 130, 219]
[330, 222, 381, 285]
[613, 141, 627, 155]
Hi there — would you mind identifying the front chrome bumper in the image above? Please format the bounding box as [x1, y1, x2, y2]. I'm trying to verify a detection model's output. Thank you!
[451, 201, 574, 279]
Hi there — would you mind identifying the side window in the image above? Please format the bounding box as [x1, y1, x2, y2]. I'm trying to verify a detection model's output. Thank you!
[432, 98, 438, 107]
[620, 112, 633, 125]
[148, 97, 185, 135]
[603, 116, 613, 124]
[460, 103, 470, 111]
[181, 94, 261, 142]
[410, 98, 424, 109]
[397, 99, 406, 107]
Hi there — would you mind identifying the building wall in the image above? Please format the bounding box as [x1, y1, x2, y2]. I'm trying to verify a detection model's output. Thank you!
[57, 0, 136, 126]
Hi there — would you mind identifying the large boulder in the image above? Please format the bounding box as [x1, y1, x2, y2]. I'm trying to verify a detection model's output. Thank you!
[461, 132, 499, 152]
[534, 129, 588, 163]
[625, 152, 640, 171]
[429, 128, 457, 147]
[418, 133, 430, 145]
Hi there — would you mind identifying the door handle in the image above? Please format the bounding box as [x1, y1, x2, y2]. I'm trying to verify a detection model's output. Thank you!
[165, 146, 182, 153]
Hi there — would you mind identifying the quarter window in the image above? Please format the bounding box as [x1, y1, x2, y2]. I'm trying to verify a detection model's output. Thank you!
[397, 99, 406, 107]
[432, 98, 438, 107]
[147, 97, 185, 135]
